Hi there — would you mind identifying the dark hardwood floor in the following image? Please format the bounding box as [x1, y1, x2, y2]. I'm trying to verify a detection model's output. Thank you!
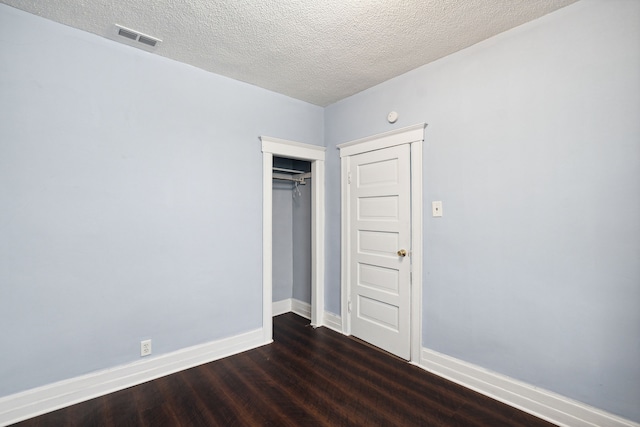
[13, 313, 556, 426]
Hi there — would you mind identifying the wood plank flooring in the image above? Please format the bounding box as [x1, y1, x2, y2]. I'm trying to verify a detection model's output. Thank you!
[13, 313, 557, 426]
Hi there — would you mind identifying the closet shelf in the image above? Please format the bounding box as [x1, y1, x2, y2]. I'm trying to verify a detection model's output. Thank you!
[273, 172, 311, 184]
[273, 167, 306, 175]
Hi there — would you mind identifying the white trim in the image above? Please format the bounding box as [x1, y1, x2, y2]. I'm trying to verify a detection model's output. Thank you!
[310, 159, 325, 327]
[410, 141, 423, 363]
[338, 124, 426, 363]
[291, 299, 311, 320]
[262, 136, 326, 161]
[272, 299, 292, 316]
[420, 348, 640, 427]
[272, 298, 313, 321]
[261, 137, 326, 338]
[337, 123, 426, 157]
[262, 151, 274, 343]
[340, 155, 350, 335]
[323, 311, 343, 334]
[0, 329, 266, 427]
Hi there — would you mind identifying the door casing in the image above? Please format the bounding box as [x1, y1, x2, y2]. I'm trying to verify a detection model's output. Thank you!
[338, 124, 425, 363]
[261, 136, 326, 343]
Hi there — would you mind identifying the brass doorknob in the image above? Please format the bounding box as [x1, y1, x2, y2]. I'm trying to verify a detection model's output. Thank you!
[397, 249, 407, 257]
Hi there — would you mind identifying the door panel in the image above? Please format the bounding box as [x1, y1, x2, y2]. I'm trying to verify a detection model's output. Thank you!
[357, 296, 399, 330]
[358, 196, 399, 220]
[358, 263, 399, 293]
[349, 144, 411, 360]
[357, 230, 399, 257]
[357, 158, 399, 187]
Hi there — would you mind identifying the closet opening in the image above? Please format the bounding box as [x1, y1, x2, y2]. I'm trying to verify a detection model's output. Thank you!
[272, 157, 312, 320]
[260, 136, 325, 343]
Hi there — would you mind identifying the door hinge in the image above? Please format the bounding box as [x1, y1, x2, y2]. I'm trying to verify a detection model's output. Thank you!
[348, 171, 352, 184]
[348, 299, 352, 313]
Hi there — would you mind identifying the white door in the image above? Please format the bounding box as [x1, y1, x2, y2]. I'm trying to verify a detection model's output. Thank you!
[349, 144, 411, 360]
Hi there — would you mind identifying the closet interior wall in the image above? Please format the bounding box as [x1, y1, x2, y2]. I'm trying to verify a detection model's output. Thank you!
[272, 157, 312, 308]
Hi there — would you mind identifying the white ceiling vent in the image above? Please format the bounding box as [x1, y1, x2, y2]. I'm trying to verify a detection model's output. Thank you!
[114, 24, 161, 49]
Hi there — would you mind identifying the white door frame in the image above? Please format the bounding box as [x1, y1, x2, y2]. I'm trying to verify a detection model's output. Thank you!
[337, 123, 425, 363]
[261, 136, 326, 343]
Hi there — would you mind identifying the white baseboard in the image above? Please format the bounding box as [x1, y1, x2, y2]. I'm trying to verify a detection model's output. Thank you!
[291, 299, 311, 319]
[420, 348, 639, 427]
[272, 298, 312, 320]
[0, 328, 266, 427]
[11, 324, 631, 427]
[273, 300, 341, 334]
[272, 299, 292, 316]
[323, 311, 343, 333]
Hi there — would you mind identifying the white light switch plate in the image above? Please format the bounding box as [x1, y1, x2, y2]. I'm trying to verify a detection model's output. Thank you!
[432, 201, 443, 217]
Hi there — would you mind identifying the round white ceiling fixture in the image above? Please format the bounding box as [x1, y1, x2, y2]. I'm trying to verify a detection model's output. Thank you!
[387, 111, 399, 123]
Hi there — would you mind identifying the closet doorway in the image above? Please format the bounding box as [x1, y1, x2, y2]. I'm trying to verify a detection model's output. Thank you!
[261, 137, 325, 343]
[272, 157, 312, 319]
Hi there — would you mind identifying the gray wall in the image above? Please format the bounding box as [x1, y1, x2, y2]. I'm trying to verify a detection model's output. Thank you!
[324, 0, 639, 422]
[292, 179, 312, 304]
[0, 4, 323, 397]
[272, 176, 312, 305]
[272, 181, 293, 302]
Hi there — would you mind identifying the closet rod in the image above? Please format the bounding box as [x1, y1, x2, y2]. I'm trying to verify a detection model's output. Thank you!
[273, 172, 307, 184]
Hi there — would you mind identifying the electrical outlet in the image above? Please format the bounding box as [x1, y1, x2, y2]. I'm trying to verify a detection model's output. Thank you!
[141, 339, 152, 357]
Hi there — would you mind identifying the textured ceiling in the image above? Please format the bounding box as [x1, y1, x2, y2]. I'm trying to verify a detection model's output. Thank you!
[1, 0, 578, 106]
